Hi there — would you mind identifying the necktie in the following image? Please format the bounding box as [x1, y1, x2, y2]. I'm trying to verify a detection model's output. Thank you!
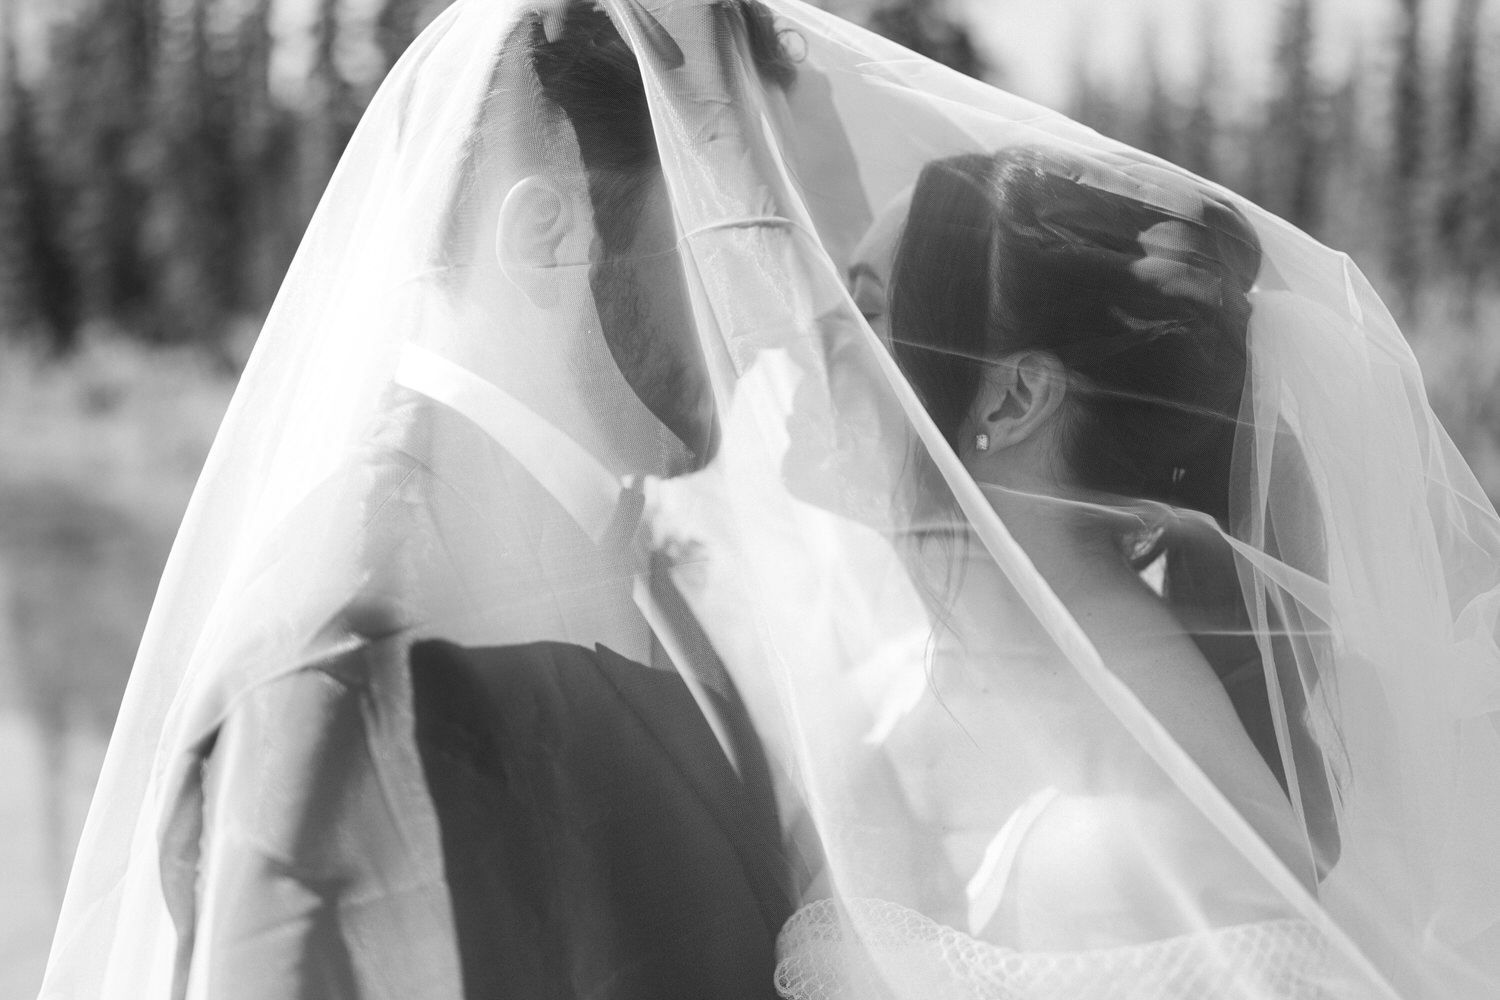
[607, 478, 785, 855]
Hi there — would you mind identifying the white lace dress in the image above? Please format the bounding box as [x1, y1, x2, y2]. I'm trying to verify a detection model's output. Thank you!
[775, 788, 1358, 1000]
[774, 897, 1346, 1000]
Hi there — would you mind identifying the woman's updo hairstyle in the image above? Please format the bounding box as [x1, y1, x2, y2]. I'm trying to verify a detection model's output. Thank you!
[888, 145, 1262, 528]
[888, 147, 1329, 820]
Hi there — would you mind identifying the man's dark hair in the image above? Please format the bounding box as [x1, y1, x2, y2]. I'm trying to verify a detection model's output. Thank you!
[532, 1, 795, 254]
[438, 1, 796, 269]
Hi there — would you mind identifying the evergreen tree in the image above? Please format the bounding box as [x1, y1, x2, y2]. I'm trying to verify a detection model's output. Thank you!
[1067, 25, 1123, 141]
[1268, 0, 1321, 232]
[1180, 5, 1222, 182]
[303, 0, 361, 222]
[867, 0, 990, 80]
[1138, 24, 1176, 163]
[1438, 0, 1481, 310]
[149, 0, 244, 341]
[1320, 42, 1375, 255]
[43, 0, 160, 328]
[230, 0, 297, 314]
[1390, 0, 1424, 315]
[377, 0, 426, 75]
[0, 2, 79, 350]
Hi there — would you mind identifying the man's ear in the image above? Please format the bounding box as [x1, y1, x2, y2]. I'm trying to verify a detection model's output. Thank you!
[495, 175, 579, 307]
[971, 351, 1068, 451]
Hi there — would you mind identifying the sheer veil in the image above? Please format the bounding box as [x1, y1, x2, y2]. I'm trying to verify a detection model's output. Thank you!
[41, 2, 1500, 998]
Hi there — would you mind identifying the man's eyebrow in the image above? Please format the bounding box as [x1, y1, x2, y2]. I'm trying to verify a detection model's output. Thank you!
[847, 261, 883, 287]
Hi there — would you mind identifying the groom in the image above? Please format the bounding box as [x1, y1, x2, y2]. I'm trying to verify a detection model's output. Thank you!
[170, 3, 805, 999]
[398, 3, 805, 997]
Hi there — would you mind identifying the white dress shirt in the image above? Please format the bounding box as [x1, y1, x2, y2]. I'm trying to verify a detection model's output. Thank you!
[394, 342, 743, 775]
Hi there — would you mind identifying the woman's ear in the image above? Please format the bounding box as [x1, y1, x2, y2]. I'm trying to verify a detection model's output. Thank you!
[971, 351, 1068, 452]
[494, 175, 579, 307]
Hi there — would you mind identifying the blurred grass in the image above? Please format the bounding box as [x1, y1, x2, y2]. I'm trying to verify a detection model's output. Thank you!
[0, 332, 233, 999]
[1407, 290, 1500, 506]
[0, 333, 233, 729]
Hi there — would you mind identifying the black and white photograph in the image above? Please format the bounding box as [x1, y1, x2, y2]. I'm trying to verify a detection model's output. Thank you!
[3, 0, 1499, 997]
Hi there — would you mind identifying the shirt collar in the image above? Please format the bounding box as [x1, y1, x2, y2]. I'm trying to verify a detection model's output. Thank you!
[394, 343, 621, 545]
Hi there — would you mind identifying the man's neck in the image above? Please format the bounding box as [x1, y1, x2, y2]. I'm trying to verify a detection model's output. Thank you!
[428, 308, 688, 481]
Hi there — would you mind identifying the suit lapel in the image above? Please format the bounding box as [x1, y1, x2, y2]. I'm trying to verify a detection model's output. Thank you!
[591, 642, 795, 931]
[386, 386, 796, 925]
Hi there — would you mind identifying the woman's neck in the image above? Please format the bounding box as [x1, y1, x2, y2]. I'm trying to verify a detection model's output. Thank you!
[981, 484, 1138, 605]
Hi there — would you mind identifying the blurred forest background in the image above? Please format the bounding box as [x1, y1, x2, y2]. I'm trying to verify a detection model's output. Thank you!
[2, 0, 1500, 995]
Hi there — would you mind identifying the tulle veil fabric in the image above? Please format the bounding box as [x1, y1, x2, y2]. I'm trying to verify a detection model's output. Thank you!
[41, 1, 1500, 998]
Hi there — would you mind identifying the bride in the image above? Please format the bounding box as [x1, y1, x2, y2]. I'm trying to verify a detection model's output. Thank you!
[770, 145, 1352, 999]
[40, 1, 1500, 998]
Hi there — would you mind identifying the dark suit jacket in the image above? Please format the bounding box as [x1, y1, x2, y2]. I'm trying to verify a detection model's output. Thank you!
[411, 638, 794, 1000]
[165, 388, 796, 999]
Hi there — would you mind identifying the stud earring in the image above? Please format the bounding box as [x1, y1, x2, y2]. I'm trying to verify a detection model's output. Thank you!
[974, 433, 990, 452]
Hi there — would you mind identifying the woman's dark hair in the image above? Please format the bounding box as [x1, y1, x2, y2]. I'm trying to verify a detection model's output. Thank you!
[889, 147, 1260, 526]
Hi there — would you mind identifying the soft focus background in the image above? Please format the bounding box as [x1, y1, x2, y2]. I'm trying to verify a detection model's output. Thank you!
[2, 0, 1498, 995]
